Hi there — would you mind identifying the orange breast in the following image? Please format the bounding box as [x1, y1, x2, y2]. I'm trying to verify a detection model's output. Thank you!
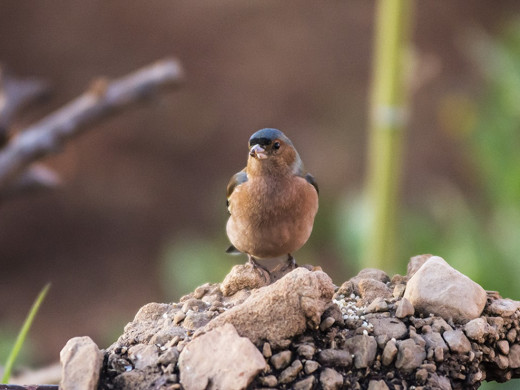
[226, 175, 318, 258]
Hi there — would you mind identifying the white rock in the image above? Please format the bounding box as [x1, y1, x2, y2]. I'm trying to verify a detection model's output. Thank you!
[179, 323, 266, 390]
[403, 256, 486, 323]
[60, 336, 103, 390]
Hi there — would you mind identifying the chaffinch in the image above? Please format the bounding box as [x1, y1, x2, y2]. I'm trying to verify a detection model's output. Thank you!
[226, 128, 319, 277]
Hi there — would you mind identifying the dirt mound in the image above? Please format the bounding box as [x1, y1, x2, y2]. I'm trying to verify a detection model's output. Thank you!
[60, 255, 520, 389]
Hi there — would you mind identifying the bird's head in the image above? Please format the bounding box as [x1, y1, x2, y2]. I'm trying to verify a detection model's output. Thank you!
[247, 128, 303, 176]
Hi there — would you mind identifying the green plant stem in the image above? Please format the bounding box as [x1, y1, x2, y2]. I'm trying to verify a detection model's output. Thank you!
[2, 283, 51, 383]
[363, 0, 414, 270]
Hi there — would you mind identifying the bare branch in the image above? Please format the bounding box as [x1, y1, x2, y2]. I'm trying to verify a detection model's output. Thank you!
[1, 164, 61, 199]
[0, 65, 50, 142]
[0, 58, 184, 194]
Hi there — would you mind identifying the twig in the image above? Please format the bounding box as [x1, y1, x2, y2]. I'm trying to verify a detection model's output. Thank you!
[0, 58, 184, 194]
[0, 65, 50, 143]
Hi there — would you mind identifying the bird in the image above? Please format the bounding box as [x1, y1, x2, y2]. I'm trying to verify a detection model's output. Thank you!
[225, 128, 319, 280]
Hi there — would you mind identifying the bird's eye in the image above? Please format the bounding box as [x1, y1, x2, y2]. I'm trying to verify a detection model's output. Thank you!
[273, 142, 281, 150]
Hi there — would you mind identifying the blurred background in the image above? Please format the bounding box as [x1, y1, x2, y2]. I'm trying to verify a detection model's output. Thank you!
[1, 2, 520, 388]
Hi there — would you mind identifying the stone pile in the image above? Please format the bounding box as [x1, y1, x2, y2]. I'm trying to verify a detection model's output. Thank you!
[60, 255, 520, 390]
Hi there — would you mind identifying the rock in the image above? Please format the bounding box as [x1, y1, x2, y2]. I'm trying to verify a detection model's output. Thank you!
[149, 326, 186, 345]
[368, 380, 389, 390]
[279, 359, 303, 384]
[293, 375, 315, 390]
[271, 350, 292, 370]
[220, 263, 269, 296]
[358, 279, 393, 302]
[259, 375, 278, 387]
[320, 316, 336, 331]
[428, 373, 453, 390]
[60, 336, 103, 390]
[382, 339, 398, 366]
[178, 323, 265, 390]
[393, 283, 406, 299]
[422, 330, 448, 353]
[318, 349, 353, 367]
[356, 268, 390, 283]
[403, 256, 486, 323]
[431, 318, 453, 333]
[507, 328, 518, 344]
[442, 330, 471, 354]
[182, 311, 212, 330]
[304, 360, 319, 374]
[509, 345, 520, 369]
[497, 340, 510, 355]
[395, 339, 426, 373]
[366, 297, 389, 313]
[369, 317, 408, 340]
[464, 318, 492, 343]
[297, 343, 316, 359]
[262, 342, 272, 358]
[201, 268, 335, 347]
[344, 335, 377, 368]
[320, 368, 344, 390]
[395, 298, 414, 318]
[487, 299, 520, 317]
[128, 344, 159, 370]
[407, 254, 433, 277]
[157, 347, 180, 366]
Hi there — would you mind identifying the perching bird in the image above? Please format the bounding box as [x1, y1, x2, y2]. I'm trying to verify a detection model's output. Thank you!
[226, 128, 319, 279]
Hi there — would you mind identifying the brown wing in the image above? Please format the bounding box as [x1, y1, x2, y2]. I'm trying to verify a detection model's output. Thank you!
[226, 169, 248, 210]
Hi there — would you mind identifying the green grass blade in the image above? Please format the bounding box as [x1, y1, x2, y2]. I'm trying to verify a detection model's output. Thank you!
[1, 283, 51, 383]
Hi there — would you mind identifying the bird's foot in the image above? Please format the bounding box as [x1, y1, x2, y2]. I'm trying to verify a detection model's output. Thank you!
[268, 254, 297, 282]
[248, 255, 271, 283]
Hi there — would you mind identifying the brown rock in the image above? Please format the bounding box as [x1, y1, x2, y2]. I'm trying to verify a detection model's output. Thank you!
[293, 375, 315, 390]
[509, 344, 520, 369]
[304, 360, 319, 374]
[262, 342, 272, 358]
[60, 336, 103, 390]
[382, 339, 397, 366]
[422, 330, 448, 353]
[358, 279, 393, 302]
[320, 316, 336, 331]
[403, 256, 486, 323]
[297, 343, 316, 359]
[202, 268, 335, 346]
[320, 368, 344, 390]
[279, 359, 303, 384]
[497, 340, 510, 355]
[366, 297, 389, 313]
[271, 350, 292, 370]
[344, 335, 377, 368]
[220, 263, 269, 296]
[369, 317, 408, 340]
[178, 323, 265, 390]
[395, 298, 414, 318]
[487, 298, 520, 317]
[428, 373, 453, 390]
[395, 339, 426, 373]
[259, 375, 278, 387]
[128, 344, 159, 370]
[407, 254, 433, 277]
[464, 318, 492, 343]
[443, 330, 471, 354]
[368, 380, 389, 390]
[182, 311, 212, 330]
[318, 349, 353, 367]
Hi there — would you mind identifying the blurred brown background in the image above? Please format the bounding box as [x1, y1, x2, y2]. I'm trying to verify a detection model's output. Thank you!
[1, 1, 519, 365]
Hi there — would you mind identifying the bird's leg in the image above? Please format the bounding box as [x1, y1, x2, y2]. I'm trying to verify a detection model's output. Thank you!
[248, 254, 271, 282]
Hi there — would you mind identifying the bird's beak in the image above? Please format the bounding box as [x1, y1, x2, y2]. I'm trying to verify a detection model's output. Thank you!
[249, 144, 267, 159]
